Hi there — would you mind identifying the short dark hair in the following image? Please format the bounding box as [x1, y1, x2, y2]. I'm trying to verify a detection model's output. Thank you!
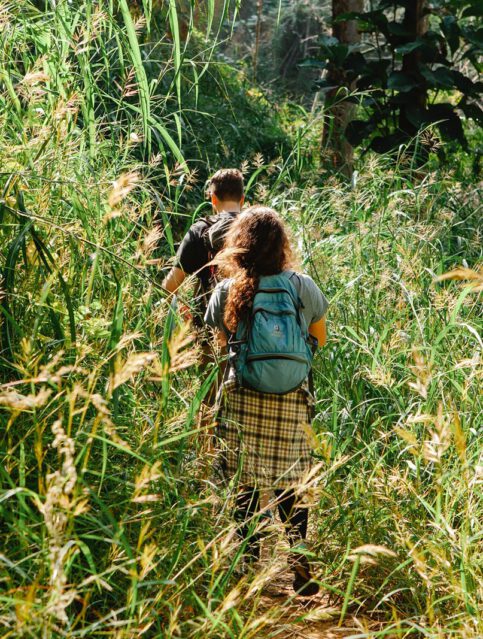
[208, 168, 244, 201]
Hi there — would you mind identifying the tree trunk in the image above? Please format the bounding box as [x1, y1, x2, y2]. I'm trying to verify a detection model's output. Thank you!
[323, 0, 363, 176]
[400, 0, 428, 137]
[253, 0, 263, 79]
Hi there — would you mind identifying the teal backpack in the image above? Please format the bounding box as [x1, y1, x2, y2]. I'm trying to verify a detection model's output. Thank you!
[229, 272, 313, 394]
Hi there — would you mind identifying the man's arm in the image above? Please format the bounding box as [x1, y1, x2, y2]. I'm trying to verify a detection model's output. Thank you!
[162, 266, 186, 294]
[163, 221, 208, 294]
[309, 317, 327, 347]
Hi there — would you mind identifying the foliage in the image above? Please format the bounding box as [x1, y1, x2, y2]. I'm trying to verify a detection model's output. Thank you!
[223, 0, 331, 98]
[308, 0, 483, 155]
[287, 154, 482, 632]
[0, 0, 482, 637]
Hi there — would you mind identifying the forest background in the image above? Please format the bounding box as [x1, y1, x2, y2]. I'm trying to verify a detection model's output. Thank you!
[0, 1, 481, 637]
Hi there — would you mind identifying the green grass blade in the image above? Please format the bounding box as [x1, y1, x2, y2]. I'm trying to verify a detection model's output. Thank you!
[118, 0, 151, 154]
[31, 228, 76, 347]
[168, 0, 182, 107]
[108, 272, 124, 354]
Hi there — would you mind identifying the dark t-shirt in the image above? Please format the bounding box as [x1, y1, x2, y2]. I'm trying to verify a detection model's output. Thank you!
[175, 219, 212, 293]
[175, 213, 238, 324]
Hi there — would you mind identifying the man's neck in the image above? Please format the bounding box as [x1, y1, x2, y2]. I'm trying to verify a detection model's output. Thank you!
[214, 201, 241, 214]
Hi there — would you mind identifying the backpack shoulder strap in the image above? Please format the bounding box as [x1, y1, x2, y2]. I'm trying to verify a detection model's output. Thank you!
[194, 215, 221, 266]
[286, 270, 303, 297]
[207, 212, 237, 248]
[200, 212, 237, 253]
[196, 215, 215, 231]
[269, 271, 303, 308]
[192, 216, 213, 243]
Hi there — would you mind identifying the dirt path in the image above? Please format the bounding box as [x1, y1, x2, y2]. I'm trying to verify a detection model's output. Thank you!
[240, 531, 377, 639]
[254, 561, 372, 639]
[229, 495, 379, 638]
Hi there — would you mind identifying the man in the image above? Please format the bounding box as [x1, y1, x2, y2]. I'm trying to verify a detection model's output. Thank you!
[162, 169, 245, 450]
[162, 168, 245, 328]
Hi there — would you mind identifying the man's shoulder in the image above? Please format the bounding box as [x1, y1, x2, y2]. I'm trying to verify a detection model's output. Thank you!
[175, 218, 211, 274]
[186, 217, 211, 237]
[178, 218, 210, 253]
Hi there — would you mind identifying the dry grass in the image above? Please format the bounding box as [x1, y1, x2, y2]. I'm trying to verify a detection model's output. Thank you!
[0, 1, 481, 638]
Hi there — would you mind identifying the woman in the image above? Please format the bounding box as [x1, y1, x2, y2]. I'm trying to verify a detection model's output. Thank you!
[204, 206, 328, 596]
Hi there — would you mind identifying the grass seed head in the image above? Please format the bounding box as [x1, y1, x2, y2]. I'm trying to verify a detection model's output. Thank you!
[435, 266, 483, 292]
[38, 419, 78, 624]
[422, 404, 451, 465]
[408, 350, 432, 398]
[348, 544, 397, 565]
[0, 387, 52, 411]
[111, 351, 156, 391]
[107, 171, 140, 209]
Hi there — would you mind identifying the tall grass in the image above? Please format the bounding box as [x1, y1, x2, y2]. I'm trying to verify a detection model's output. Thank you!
[275, 154, 482, 637]
[1, 1, 482, 638]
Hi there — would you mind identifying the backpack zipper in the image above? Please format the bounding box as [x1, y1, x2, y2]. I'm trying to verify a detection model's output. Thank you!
[246, 353, 309, 364]
[252, 307, 296, 316]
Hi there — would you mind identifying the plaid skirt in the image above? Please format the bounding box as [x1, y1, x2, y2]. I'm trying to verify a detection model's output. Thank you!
[215, 379, 314, 489]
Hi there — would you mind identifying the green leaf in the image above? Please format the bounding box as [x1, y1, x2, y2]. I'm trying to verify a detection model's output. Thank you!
[332, 12, 364, 24]
[369, 132, 405, 153]
[206, 0, 214, 39]
[336, 9, 388, 35]
[30, 229, 76, 347]
[168, 0, 182, 107]
[395, 39, 426, 55]
[357, 59, 391, 89]
[441, 15, 460, 55]
[108, 273, 124, 353]
[118, 0, 151, 154]
[387, 22, 413, 37]
[462, 2, 483, 18]
[151, 120, 186, 166]
[387, 72, 419, 92]
[459, 101, 483, 124]
[451, 70, 480, 95]
[420, 65, 455, 89]
[463, 47, 483, 72]
[343, 51, 367, 75]
[334, 45, 350, 66]
[318, 34, 339, 48]
[377, 0, 412, 8]
[312, 78, 338, 92]
[1, 221, 32, 360]
[428, 103, 466, 145]
[318, 39, 350, 66]
[404, 104, 427, 128]
[345, 119, 376, 146]
[460, 25, 483, 50]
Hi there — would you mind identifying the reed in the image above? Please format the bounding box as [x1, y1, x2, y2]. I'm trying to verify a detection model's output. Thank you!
[0, 1, 481, 637]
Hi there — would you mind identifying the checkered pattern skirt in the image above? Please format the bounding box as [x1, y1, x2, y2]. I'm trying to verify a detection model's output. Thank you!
[215, 379, 314, 489]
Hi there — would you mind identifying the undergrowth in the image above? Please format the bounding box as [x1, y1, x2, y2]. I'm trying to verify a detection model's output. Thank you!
[0, 1, 481, 638]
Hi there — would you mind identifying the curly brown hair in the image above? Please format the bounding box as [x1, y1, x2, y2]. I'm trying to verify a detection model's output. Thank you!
[217, 206, 295, 332]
